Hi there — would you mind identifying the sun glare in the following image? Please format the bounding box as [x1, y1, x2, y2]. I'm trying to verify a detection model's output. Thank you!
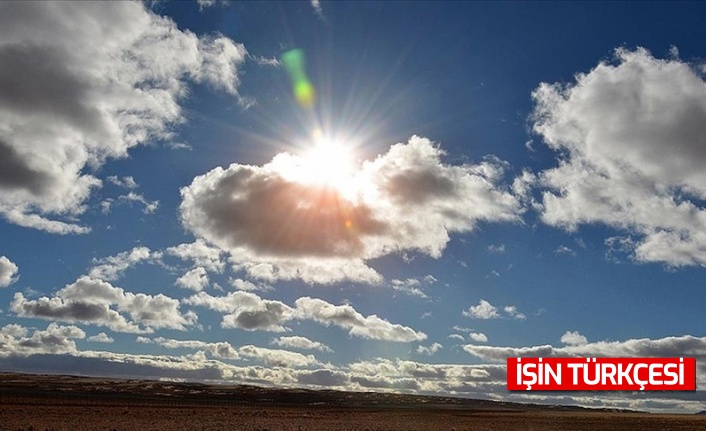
[299, 131, 356, 190]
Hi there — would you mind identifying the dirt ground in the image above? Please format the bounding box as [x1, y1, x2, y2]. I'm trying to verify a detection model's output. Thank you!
[1, 404, 704, 431]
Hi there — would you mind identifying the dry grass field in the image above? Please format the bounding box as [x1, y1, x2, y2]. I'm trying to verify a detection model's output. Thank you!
[2, 404, 705, 431]
[1, 373, 704, 431]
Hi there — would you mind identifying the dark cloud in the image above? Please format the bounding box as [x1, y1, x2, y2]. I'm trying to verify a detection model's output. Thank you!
[181, 137, 522, 284]
[0, 139, 51, 195]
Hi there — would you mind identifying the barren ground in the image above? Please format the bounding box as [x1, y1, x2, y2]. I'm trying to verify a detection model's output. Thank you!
[1, 373, 703, 430]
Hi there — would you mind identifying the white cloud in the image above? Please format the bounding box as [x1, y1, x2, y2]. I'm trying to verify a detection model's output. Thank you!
[390, 277, 433, 298]
[447, 334, 465, 342]
[463, 299, 499, 319]
[503, 305, 526, 320]
[166, 240, 224, 273]
[238, 345, 320, 368]
[533, 47, 706, 267]
[0, 2, 247, 233]
[416, 342, 443, 356]
[310, 0, 324, 19]
[554, 245, 576, 256]
[180, 136, 522, 284]
[560, 330, 588, 346]
[87, 332, 114, 343]
[294, 297, 427, 342]
[487, 244, 505, 254]
[469, 332, 488, 343]
[175, 267, 209, 291]
[88, 247, 158, 281]
[118, 192, 159, 214]
[138, 336, 240, 360]
[107, 176, 138, 189]
[228, 278, 271, 292]
[0, 255, 19, 287]
[11, 276, 196, 333]
[463, 299, 525, 320]
[185, 291, 293, 332]
[186, 292, 426, 342]
[464, 335, 706, 366]
[0, 322, 84, 357]
[272, 335, 333, 353]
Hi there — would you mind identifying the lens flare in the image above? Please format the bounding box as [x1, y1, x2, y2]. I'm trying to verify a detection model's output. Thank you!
[282, 49, 316, 108]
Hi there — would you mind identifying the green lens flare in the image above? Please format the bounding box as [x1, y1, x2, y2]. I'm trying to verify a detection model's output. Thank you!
[281, 49, 316, 108]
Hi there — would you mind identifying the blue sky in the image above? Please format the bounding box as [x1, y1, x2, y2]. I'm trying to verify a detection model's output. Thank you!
[1, 0, 706, 412]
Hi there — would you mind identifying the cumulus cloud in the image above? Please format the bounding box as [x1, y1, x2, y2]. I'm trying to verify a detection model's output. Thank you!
[238, 345, 320, 368]
[175, 267, 209, 291]
[0, 2, 247, 233]
[463, 299, 525, 320]
[469, 332, 488, 343]
[88, 247, 158, 281]
[180, 136, 522, 284]
[294, 297, 427, 342]
[137, 336, 240, 360]
[533, 47, 706, 267]
[416, 342, 443, 356]
[186, 291, 426, 342]
[0, 323, 84, 357]
[166, 240, 224, 273]
[561, 330, 588, 346]
[11, 276, 196, 333]
[87, 332, 114, 344]
[0, 255, 19, 287]
[185, 291, 293, 332]
[464, 335, 706, 367]
[463, 299, 499, 319]
[272, 335, 333, 353]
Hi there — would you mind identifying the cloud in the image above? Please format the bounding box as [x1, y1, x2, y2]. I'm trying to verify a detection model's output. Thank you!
[390, 277, 433, 299]
[469, 332, 488, 343]
[463, 335, 706, 369]
[310, 0, 324, 20]
[186, 291, 426, 342]
[11, 276, 196, 333]
[166, 240, 224, 273]
[87, 332, 114, 344]
[0, 2, 247, 233]
[561, 330, 588, 346]
[107, 176, 138, 189]
[238, 345, 320, 368]
[229, 278, 271, 292]
[118, 192, 159, 214]
[416, 342, 443, 356]
[181, 136, 521, 284]
[0, 323, 85, 357]
[532, 47, 706, 267]
[447, 334, 465, 342]
[294, 297, 427, 342]
[487, 244, 505, 254]
[88, 247, 158, 281]
[185, 291, 293, 332]
[137, 336, 240, 360]
[0, 255, 19, 287]
[463, 299, 499, 319]
[175, 267, 209, 291]
[271, 336, 333, 353]
[463, 299, 525, 320]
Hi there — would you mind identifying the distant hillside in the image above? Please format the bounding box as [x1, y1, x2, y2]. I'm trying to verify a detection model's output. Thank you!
[0, 372, 641, 414]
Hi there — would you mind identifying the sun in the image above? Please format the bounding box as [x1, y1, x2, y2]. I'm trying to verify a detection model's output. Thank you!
[298, 130, 356, 190]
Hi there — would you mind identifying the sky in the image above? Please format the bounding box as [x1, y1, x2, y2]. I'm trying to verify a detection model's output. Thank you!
[1, 0, 706, 413]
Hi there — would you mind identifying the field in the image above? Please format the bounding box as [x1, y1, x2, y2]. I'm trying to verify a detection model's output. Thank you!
[1, 373, 704, 431]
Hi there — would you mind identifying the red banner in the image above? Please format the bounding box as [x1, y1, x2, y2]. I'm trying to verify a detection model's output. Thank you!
[506, 357, 696, 391]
